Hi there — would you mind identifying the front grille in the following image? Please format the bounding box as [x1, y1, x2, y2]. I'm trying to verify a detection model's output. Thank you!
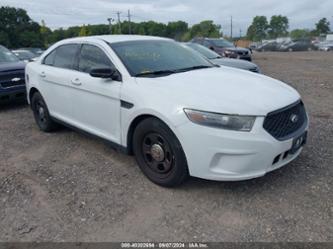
[237, 51, 249, 56]
[0, 70, 25, 88]
[263, 101, 307, 140]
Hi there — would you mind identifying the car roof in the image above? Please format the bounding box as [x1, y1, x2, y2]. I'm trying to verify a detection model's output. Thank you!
[13, 49, 33, 52]
[60, 35, 171, 44]
[194, 37, 224, 41]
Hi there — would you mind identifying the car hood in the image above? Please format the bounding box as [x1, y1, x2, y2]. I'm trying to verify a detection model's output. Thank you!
[0, 61, 26, 72]
[135, 67, 300, 116]
[211, 58, 258, 70]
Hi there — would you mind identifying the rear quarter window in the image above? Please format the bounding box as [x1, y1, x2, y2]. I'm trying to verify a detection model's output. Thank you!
[43, 50, 56, 66]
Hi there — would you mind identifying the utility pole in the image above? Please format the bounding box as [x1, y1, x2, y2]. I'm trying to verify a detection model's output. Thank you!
[230, 15, 233, 39]
[116, 11, 122, 34]
[239, 29, 242, 38]
[107, 18, 114, 34]
[127, 9, 132, 34]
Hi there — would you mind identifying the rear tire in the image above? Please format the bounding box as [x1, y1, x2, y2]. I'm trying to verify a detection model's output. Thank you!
[31, 92, 58, 132]
[133, 118, 189, 187]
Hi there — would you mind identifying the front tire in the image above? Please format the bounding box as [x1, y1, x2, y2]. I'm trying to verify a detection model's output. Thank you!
[133, 118, 189, 187]
[31, 92, 58, 132]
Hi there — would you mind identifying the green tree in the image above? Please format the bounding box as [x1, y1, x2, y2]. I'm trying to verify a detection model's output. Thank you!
[268, 15, 289, 38]
[40, 20, 52, 47]
[166, 21, 188, 40]
[190, 20, 221, 38]
[87, 24, 109, 36]
[79, 25, 88, 36]
[247, 16, 269, 41]
[141, 21, 167, 36]
[315, 18, 330, 35]
[181, 31, 192, 41]
[0, 6, 43, 48]
[0, 31, 10, 47]
[48, 28, 65, 44]
[290, 29, 311, 40]
[65, 26, 81, 38]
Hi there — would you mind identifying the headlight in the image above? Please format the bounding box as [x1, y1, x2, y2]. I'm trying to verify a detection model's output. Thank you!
[224, 50, 234, 55]
[184, 109, 256, 132]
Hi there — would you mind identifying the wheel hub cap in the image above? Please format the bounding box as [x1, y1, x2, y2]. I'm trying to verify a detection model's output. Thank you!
[150, 144, 165, 162]
[38, 106, 45, 118]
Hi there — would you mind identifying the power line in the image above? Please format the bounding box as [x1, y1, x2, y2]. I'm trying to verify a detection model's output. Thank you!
[127, 9, 132, 34]
[230, 15, 233, 39]
[116, 11, 122, 33]
[107, 18, 114, 34]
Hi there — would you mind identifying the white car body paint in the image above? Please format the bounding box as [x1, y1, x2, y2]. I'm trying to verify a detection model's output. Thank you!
[26, 35, 308, 181]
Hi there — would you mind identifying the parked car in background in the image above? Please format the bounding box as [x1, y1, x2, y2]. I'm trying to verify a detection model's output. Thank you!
[12, 49, 38, 62]
[0, 45, 26, 103]
[184, 43, 261, 73]
[317, 41, 333, 51]
[18, 47, 44, 57]
[256, 41, 279, 52]
[26, 35, 308, 187]
[191, 37, 252, 61]
[279, 40, 317, 52]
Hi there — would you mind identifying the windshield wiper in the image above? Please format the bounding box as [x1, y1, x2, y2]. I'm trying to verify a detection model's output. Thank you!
[135, 70, 176, 77]
[175, 65, 213, 73]
[134, 65, 213, 77]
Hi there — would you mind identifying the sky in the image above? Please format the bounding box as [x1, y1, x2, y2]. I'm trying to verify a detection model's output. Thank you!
[1, 0, 332, 34]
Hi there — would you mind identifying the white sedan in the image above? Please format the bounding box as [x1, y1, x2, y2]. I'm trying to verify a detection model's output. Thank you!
[25, 35, 308, 187]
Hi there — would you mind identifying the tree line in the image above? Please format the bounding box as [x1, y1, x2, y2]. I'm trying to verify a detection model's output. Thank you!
[247, 15, 331, 41]
[0, 6, 331, 49]
[0, 6, 221, 49]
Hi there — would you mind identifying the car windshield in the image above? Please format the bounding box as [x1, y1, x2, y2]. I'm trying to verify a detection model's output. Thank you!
[0, 46, 20, 63]
[14, 50, 36, 60]
[185, 43, 221, 59]
[109, 40, 213, 77]
[210, 39, 235, 48]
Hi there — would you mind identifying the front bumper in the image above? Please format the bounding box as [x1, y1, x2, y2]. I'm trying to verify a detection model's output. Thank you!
[176, 117, 307, 181]
[226, 54, 252, 61]
[0, 87, 26, 103]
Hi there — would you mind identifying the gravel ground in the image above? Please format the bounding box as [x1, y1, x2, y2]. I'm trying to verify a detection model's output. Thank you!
[0, 52, 332, 242]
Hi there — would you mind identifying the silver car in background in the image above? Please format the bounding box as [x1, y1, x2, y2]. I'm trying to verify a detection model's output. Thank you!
[184, 43, 261, 73]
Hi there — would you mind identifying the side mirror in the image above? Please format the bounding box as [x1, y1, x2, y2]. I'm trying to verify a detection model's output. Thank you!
[90, 68, 121, 81]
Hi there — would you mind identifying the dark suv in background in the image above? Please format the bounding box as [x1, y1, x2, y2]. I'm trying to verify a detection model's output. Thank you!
[191, 37, 252, 61]
[279, 39, 317, 52]
[0, 45, 26, 103]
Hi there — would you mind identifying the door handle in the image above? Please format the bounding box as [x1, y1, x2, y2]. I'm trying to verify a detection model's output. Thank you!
[71, 78, 82, 86]
[40, 72, 46, 78]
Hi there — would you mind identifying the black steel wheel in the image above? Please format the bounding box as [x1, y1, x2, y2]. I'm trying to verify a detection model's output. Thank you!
[31, 92, 58, 132]
[142, 132, 174, 174]
[133, 117, 188, 187]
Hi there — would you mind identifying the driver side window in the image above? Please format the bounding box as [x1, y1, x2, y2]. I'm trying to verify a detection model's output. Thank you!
[78, 44, 114, 73]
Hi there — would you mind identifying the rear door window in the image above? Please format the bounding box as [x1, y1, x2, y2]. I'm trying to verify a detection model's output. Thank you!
[53, 44, 79, 69]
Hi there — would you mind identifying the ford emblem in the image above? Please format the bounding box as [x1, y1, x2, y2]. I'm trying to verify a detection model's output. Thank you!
[290, 114, 299, 123]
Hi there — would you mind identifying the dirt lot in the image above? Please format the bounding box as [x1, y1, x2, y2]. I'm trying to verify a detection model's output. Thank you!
[0, 52, 332, 242]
